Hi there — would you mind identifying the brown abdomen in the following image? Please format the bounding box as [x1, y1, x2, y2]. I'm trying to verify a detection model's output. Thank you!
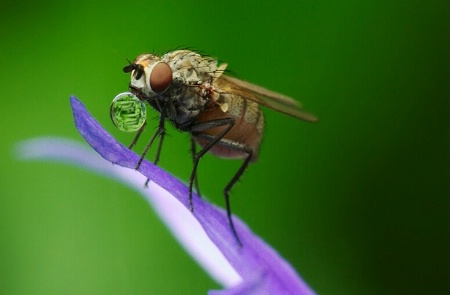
[194, 95, 264, 162]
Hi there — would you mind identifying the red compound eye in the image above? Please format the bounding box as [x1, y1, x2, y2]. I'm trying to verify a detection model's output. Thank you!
[149, 62, 172, 93]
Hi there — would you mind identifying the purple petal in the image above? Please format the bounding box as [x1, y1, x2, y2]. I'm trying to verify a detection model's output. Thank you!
[17, 137, 240, 288]
[18, 96, 316, 295]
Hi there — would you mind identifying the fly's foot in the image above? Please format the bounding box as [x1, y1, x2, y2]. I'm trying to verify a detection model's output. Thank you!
[188, 193, 194, 212]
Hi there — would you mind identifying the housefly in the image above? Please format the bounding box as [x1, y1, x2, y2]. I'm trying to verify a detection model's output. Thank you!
[113, 50, 318, 246]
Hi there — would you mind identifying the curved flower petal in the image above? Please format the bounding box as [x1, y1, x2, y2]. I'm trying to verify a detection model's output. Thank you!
[16, 96, 316, 295]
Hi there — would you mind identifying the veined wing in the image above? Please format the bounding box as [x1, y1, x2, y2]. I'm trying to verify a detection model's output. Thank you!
[215, 75, 318, 122]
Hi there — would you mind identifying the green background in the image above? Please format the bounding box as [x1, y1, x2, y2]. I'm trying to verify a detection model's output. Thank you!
[0, 1, 447, 294]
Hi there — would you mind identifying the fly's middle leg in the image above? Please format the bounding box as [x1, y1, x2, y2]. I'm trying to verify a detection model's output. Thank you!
[190, 137, 201, 197]
[188, 118, 236, 211]
[127, 114, 166, 188]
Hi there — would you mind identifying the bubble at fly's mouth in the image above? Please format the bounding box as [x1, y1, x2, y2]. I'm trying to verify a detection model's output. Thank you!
[110, 92, 146, 132]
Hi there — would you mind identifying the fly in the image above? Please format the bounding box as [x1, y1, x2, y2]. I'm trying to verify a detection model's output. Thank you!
[113, 50, 318, 246]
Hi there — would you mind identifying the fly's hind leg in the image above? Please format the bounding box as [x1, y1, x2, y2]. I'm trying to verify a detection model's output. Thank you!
[191, 127, 253, 247]
[223, 141, 252, 248]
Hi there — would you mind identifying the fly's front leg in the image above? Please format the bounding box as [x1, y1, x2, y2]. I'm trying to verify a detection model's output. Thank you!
[129, 121, 147, 150]
[142, 116, 166, 187]
[135, 114, 166, 175]
[130, 98, 167, 187]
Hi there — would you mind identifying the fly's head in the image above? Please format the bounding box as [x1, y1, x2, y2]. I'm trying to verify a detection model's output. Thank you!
[123, 54, 173, 101]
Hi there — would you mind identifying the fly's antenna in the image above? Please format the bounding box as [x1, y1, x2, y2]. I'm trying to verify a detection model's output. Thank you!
[123, 63, 144, 79]
[113, 49, 142, 77]
[115, 51, 144, 79]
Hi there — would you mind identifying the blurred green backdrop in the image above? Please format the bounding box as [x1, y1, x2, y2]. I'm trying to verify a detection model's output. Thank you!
[0, 1, 447, 294]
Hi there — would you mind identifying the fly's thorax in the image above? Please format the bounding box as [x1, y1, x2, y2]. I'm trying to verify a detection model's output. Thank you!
[162, 80, 211, 126]
[162, 50, 218, 86]
[155, 51, 220, 126]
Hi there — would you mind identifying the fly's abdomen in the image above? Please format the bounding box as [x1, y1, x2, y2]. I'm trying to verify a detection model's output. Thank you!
[194, 95, 264, 161]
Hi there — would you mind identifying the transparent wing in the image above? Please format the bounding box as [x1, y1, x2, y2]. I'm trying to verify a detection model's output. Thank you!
[215, 75, 318, 122]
